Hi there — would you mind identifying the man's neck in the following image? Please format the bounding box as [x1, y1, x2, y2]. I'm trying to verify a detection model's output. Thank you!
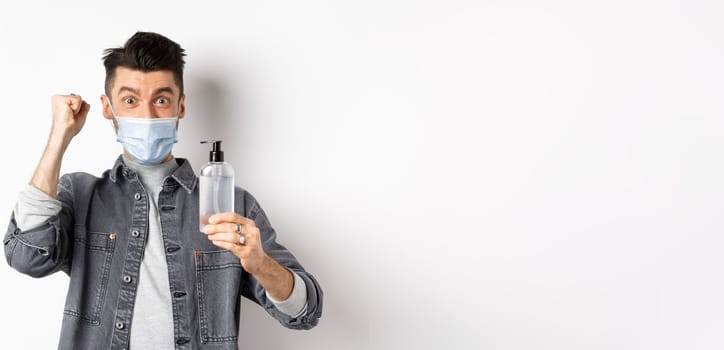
[122, 151, 175, 166]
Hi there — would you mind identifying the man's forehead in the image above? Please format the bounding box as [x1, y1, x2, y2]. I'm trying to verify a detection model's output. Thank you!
[111, 67, 179, 96]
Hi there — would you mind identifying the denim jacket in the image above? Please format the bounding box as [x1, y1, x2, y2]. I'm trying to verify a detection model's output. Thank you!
[3, 156, 322, 349]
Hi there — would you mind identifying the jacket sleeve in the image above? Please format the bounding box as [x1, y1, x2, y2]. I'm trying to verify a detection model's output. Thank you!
[3, 175, 75, 277]
[237, 189, 324, 330]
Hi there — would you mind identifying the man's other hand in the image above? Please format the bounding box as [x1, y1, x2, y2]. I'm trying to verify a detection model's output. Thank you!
[51, 94, 90, 141]
[202, 212, 269, 274]
[202, 212, 295, 301]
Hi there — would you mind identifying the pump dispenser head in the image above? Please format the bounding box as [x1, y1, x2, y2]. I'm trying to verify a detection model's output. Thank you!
[201, 140, 224, 162]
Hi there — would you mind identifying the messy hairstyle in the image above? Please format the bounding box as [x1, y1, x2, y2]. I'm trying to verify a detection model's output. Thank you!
[102, 31, 186, 96]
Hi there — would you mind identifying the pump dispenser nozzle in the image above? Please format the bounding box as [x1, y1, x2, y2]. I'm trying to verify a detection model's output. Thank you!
[201, 140, 224, 162]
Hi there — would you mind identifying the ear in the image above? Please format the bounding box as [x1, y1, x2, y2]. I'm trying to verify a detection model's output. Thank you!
[100, 95, 113, 120]
[178, 94, 186, 119]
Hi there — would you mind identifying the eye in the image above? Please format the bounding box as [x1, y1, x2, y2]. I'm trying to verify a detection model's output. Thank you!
[124, 97, 135, 104]
[156, 97, 169, 104]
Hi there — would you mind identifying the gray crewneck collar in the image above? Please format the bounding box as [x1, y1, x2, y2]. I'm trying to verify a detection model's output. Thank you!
[122, 155, 179, 188]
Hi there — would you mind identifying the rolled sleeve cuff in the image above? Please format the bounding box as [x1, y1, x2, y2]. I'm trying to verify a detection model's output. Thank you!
[266, 271, 309, 318]
[14, 184, 62, 231]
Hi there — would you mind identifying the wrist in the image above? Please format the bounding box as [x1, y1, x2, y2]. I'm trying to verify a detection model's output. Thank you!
[247, 254, 294, 301]
[250, 253, 276, 277]
[47, 130, 73, 151]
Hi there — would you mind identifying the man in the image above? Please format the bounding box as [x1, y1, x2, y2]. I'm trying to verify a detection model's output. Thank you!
[3, 31, 322, 349]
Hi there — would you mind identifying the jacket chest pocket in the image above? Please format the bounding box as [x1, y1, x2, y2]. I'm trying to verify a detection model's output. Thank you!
[63, 226, 116, 325]
[195, 250, 242, 343]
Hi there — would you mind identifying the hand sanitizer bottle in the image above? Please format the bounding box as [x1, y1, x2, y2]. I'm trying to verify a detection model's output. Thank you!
[199, 140, 235, 231]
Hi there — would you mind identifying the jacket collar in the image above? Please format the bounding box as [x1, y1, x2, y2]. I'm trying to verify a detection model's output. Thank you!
[109, 155, 197, 193]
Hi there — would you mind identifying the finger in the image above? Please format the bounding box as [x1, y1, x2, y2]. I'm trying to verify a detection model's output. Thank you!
[209, 212, 254, 226]
[210, 240, 242, 254]
[66, 94, 83, 113]
[202, 222, 241, 235]
[206, 232, 241, 243]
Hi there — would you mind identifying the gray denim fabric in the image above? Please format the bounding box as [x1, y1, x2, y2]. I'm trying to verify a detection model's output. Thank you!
[3, 156, 323, 350]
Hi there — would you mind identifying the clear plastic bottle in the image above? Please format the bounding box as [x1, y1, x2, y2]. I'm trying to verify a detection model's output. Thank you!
[199, 140, 235, 231]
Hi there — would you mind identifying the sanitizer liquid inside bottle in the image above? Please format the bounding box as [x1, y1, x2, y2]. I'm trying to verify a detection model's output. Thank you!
[199, 140, 235, 231]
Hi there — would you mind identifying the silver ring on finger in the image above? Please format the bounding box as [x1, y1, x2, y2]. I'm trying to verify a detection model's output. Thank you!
[235, 223, 242, 233]
[238, 234, 246, 245]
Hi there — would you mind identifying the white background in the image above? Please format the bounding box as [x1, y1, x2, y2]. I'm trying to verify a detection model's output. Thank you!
[1, 1, 723, 349]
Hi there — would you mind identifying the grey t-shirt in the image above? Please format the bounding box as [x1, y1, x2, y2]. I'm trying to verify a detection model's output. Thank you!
[123, 156, 178, 350]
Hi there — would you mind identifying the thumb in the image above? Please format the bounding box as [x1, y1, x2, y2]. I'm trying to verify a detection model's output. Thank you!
[67, 96, 82, 114]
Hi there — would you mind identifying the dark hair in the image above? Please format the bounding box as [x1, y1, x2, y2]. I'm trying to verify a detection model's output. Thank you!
[102, 31, 186, 97]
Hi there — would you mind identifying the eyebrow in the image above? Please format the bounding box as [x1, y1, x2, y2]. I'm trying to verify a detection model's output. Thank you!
[117, 86, 177, 97]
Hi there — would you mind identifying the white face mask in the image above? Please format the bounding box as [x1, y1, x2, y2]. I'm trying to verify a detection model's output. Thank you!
[107, 99, 181, 165]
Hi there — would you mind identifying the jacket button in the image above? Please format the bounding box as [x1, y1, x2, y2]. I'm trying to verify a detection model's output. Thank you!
[134, 193, 142, 200]
[115, 321, 124, 329]
[123, 275, 132, 283]
[131, 230, 140, 237]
